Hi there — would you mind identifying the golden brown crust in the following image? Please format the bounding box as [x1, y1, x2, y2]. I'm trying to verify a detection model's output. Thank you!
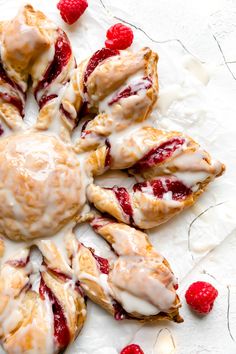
[75, 48, 159, 152]
[87, 218, 182, 322]
[0, 245, 86, 354]
[0, 132, 85, 240]
[86, 125, 225, 229]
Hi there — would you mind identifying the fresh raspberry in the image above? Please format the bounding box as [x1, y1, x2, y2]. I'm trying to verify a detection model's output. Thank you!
[120, 344, 144, 354]
[57, 0, 88, 25]
[185, 281, 218, 314]
[105, 23, 134, 50]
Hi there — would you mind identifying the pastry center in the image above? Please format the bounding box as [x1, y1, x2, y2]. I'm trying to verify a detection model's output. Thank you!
[0, 132, 85, 240]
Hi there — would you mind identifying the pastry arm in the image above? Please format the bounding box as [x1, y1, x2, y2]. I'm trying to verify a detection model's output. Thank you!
[65, 223, 182, 323]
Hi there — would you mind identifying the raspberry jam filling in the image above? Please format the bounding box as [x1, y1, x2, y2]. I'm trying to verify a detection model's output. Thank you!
[47, 267, 71, 282]
[105, 139, 112, 167]
[80, 119, 92, 138]
[108, 76, 152, 106]
[0, 92, 24, 115]
[0, 124, 3, 136]
[106, 186, 133, 221]
[113, 301, 129, 320]
[133, 178, 192, 201]
[90, 216, 113, 231]
[0, 59, 24, 94]
[39, 277, 70, 349]
[92, 253, 110, 274]
[132, 137, 185, 171]
[7, 256, 30, 268]
[83, 47, 119, 85]
[0, 60, 25, 115]
[38, 94, 58, 109]
[35, 31, 72, 107]
[60, 104, 80, 129]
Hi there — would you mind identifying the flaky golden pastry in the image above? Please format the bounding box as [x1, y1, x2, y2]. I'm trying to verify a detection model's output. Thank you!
[0, 245, 86, 354]
[65, 216, 182, 323]
[0, 132, 86, 240]
[0, 5, 76, 137]
[86, 127, 225, 228]
[74, 47, 158, 152]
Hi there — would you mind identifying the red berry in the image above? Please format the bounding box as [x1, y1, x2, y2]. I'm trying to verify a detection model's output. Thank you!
[105, 23, 134, 50]
[57, 0, 88, 25]
[185, 281, 218, 314]
[120, 344, 144, 354]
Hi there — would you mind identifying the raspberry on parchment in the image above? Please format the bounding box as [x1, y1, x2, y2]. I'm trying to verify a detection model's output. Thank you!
[105, 23, 134, 50]
[185, 281, 218, 314]
[57, 0, 88, 25]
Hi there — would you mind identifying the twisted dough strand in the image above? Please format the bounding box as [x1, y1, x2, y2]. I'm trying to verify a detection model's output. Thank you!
[0, 244, 86, 354]
[86, 127, 225, 228]
[65, 216, 182, 323]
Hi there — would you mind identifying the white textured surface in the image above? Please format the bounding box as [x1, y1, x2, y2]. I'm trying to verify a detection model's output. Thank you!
[0, 0, 236, 353]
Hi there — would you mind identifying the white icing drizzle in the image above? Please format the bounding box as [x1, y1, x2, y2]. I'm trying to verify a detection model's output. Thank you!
[0, 132, 86, 240]
[98, 70, 149, 119]
[113, 290, 160, 316]
[109, 256, 176, 315]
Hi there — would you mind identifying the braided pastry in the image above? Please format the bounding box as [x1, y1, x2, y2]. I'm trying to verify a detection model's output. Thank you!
[0, 243, 85, 354]
[66, 216, 182, 323]
[86, 127, 224, 228]
[0, 5, 76, 136]
[73, 47, 158, 151]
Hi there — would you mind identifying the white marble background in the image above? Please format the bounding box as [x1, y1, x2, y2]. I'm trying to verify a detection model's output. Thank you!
[0, 0, 236, 353]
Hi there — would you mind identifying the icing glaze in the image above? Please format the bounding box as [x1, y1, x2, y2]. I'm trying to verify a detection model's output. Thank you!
[0, 132, 86, 240]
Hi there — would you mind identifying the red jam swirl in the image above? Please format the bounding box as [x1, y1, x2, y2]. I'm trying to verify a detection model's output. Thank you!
[38, 94, 58, 110]
[106, 186, 133, 221]
[132, 137, 185, 171]
[92, 253, 110, 275]
[80, 119, 91, 138]
[83, 48, 119, 85]
[133, 177, 192, 201]
[7, 256, 30, 268]
[0, 59, 25, 116]
[105, 139, 112, 167]
[90, 216, 114, 231]
[0, 59, 24, 94]
[39, 276, 70, 350]
[0, 92, 24, 116]
[35, 31, 72, 107]
[113, 301, 129, 320]
[108, 76, 152, 106]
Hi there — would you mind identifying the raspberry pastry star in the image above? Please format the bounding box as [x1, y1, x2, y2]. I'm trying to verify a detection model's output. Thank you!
[0, 4, 226, 353]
